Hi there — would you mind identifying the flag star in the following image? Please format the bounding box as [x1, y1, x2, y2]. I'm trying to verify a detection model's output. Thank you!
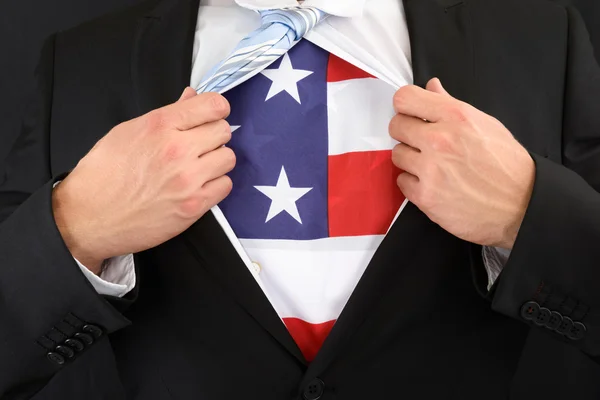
[255, 166, 313, 224]
[260, 53, 313, 104]
[231, 125, 241, 133]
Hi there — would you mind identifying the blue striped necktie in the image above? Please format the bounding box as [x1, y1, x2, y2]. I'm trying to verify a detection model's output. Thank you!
[196, 7, 328, 94]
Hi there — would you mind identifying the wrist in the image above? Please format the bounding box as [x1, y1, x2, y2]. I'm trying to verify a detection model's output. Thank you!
[497, 223, 520, 250]
[497, 156, 536, 250]
[52, 179, 106, 275]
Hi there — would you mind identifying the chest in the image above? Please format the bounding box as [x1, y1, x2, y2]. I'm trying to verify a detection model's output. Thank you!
[214, 40, 406, 360]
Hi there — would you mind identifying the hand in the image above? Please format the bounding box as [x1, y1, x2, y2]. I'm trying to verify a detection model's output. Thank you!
[52, 87, 235, 274]
[389, 78, 535, 249]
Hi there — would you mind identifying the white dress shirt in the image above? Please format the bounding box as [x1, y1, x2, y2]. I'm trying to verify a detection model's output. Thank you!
[73, 0, 508, 297]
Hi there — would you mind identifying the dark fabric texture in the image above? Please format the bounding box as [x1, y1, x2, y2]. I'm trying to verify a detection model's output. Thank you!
[1, 0, 600, 398]
[562, 0, 600, 61]
[0, 0, 144, 169]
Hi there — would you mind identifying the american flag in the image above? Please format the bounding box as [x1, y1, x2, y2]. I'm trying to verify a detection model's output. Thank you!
[220, 40, 406, 362]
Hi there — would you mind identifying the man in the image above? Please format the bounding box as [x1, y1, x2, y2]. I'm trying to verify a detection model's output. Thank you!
[1, 0, 599, 398]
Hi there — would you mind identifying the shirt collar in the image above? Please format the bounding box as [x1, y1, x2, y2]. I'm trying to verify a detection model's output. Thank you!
[233, 0, 366, 17]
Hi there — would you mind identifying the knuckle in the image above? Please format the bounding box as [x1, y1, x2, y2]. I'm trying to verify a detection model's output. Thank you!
[206, 93, 231, 117]
[217, 119, 232, 143]
[220, 176, 234, 195]
[446, 104, 469, 122]
[396, 173, 406, 190]
[145, 109, 170, 131]
[393, 86, 410, 111]
[220, 147, 237, 170]
[200, 176, 234, 208]
[394, 85, 421, 112]
[429, 131, 454, 153]
[172, 170, 196, 192]
[160, 141, 186, 163]
[391, 144, 403, 165]
[177, 196, 207, 219]
[174, 107, 193, 128]
[388, 115, 401, 138]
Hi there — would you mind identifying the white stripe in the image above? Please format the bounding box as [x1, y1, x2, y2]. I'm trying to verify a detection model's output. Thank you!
[241, 236, 383, 324]
[240, 235, 383, 252]
[327, 78, 399, 155]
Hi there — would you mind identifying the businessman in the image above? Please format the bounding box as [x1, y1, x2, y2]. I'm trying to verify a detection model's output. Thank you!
[1, 0, 600, 399]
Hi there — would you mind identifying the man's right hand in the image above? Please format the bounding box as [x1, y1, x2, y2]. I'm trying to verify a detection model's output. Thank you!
[52, 87, 235, 274]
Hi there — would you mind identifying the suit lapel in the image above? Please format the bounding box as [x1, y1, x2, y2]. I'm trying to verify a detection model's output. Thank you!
[183, 213, 307, 364]
[405, 0, 476, 101]
[131, 0, 307, 364]
[132, 0, 200, 115]
[302, 0, 476, 381]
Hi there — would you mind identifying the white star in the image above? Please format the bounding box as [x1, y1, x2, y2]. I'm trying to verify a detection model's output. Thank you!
[231, 125, 241, 133]
[260, 53, 313, 104]
[254, 166, 313, 224]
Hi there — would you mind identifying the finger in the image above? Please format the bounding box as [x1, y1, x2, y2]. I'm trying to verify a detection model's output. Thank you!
[393, 80, 466, 123]
[195, 146, 236, 183]
[393, 85, 450, 122]
[396, 171, 420, 200]
[178, 86, 198, 101]
[201, 175, 234, 209]
[391, 143, 422, 176]
[425, 77, 451, 97]
[184, 119, 232, 156]
[169, 92, 231, 131]
[389, 113, 431, 149]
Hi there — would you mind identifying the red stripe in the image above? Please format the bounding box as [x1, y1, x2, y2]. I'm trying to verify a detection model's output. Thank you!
[283, 318, 336, 362]
[328, 150, 405, 237]
[327, 53, 376, 82]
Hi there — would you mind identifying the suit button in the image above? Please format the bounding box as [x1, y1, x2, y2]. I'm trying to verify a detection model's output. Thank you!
[567, 321, 587, 341]
[556, 316, 574, 336]
[47, 352, 65, 365]
[74, 332, 94, 345]
[82, 324, 103, 339]
[302, 378, 325, 400]
[65, 338, 85, 352]
[520, 301, 540, 321]
[545, 311, 563, 330]
[55, 345, 75, 359]
[533, 307, 551, 326]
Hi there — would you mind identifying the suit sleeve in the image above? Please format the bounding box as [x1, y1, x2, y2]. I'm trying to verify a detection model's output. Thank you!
[0, 35, 134, 398]
[484, 6, 600, 362]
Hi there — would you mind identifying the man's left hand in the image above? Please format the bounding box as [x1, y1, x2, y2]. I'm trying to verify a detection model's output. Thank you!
[389, 78, 535, 250]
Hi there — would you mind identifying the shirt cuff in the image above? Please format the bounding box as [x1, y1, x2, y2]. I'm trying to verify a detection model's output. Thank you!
[75, 254, 136, 298]
[481, 246, 511, 291]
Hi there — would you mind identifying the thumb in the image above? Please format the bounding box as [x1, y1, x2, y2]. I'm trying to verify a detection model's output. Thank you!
[426, 78, 451, 97]
[178, 86, 198, 101]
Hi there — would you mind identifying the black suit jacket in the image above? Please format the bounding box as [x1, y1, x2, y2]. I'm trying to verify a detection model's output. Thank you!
[1, 0, 600, 398]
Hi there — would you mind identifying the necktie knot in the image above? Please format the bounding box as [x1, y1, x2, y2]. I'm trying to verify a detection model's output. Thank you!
[197, 6, 328, 93]
[259, 7, 326, 41]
